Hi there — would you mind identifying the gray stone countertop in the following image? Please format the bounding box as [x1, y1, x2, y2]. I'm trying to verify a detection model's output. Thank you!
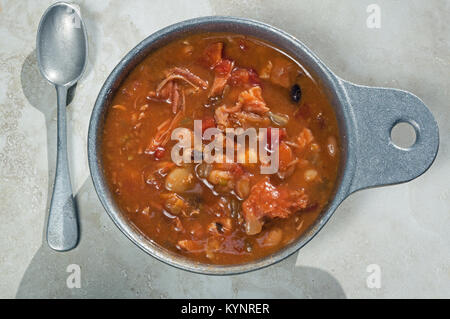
[0, 0, 448, 298]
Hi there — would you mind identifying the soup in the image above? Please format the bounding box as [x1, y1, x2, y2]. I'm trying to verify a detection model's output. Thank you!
[102, 33, 340, 264]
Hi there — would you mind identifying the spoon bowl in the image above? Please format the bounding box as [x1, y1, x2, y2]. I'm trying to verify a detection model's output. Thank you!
[37, 2, 88, 86]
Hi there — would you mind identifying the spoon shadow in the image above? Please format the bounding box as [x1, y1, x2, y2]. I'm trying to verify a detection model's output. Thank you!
[20, 49, 79, 242]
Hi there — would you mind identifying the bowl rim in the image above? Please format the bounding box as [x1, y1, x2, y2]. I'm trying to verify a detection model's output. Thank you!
[88, 16, 356, 275]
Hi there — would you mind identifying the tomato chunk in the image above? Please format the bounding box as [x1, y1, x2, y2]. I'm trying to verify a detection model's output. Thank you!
[202, 117, 216, 133]
[278, 142, 294, 172]
[229, 68, 261, 87]
[267, 127, 287, 150]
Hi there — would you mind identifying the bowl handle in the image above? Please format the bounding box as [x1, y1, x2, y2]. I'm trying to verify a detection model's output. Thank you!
[342, 81, 439, 194]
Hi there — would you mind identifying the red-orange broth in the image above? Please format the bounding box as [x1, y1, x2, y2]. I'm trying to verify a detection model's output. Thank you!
[102, 33, 340, 264]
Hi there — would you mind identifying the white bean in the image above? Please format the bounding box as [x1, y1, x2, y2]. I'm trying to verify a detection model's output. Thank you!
[327, 136, 338, 157]
[165, 167, 195, 193]
[304, 169, 318, 182]
[261, 228, 283, 247]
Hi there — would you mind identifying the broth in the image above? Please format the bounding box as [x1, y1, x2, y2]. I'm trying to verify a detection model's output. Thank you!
[102, 33, 340, 264]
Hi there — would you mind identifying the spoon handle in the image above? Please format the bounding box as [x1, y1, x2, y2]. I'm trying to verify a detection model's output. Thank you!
[47, 85, 79, 251]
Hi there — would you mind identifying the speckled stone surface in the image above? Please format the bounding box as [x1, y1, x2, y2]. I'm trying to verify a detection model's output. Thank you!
[0, 0, 449, 298]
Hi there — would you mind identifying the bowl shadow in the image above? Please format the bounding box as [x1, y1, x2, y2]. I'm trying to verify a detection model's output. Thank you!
[16, 177, 345, 299]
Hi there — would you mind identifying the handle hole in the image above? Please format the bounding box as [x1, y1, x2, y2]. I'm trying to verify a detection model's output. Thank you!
[390, 122, 417, 149]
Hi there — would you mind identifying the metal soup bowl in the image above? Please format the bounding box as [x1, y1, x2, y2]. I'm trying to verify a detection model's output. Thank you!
[88, 16, 439, 275]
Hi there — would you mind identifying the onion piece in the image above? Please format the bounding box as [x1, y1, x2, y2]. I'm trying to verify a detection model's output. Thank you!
[268, 111, 289, 127]
[235, 177, 251, 199]
[245, 214, 263, 235]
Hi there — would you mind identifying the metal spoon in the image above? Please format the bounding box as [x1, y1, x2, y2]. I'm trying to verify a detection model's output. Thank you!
[37, 2, 88, 251]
